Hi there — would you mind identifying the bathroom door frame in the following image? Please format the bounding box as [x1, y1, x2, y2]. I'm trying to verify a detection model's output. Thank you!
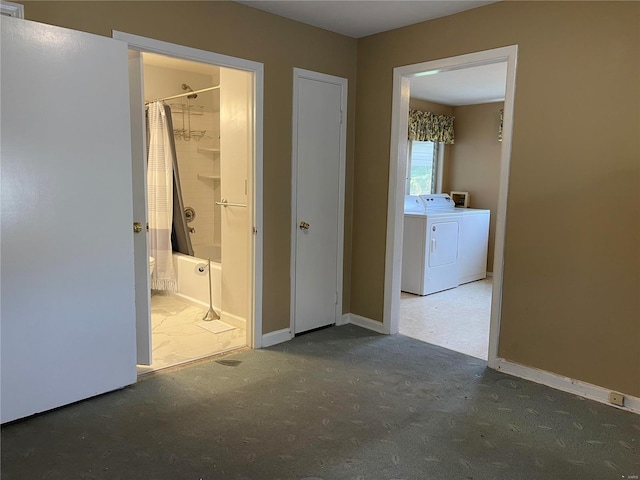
[114, 31, 264, 351]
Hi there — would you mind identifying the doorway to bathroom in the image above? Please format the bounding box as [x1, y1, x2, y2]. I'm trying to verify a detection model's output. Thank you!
[115, 32, 264, 374]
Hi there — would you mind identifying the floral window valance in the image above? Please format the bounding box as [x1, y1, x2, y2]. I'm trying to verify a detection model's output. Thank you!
[408, 109, 455, 144]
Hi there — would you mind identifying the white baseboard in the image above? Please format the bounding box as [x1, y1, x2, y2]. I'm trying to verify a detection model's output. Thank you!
[345, 313, 388, 334]
[495, 358, 640, 415]
[261, 328, 292, 348]
[220, 311, 246, 330]
[336, 312, 349, 326]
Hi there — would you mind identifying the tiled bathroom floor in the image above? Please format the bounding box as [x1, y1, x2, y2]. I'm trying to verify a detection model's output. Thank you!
[399, 278, 492, 360]
[136, 294, 246, 375]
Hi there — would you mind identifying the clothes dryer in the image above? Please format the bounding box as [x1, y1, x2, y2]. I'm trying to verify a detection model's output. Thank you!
[401, 194, 461, 295]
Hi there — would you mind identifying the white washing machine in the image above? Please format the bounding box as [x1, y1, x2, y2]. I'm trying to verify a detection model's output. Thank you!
[458, 208, 490, 285]
[401, 194, 490, 295]
[401, 194, 461, 295]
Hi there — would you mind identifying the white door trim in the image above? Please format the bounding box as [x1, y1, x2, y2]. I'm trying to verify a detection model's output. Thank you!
[385, 45, 518, 368]
[126, 49, 151, 365]
[113, 31, 264, 349]
[290, 68, 347, 336]
[0, 0, 24, 18]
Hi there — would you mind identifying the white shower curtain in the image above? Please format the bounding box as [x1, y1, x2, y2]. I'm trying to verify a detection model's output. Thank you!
[147, 102, 177, 292]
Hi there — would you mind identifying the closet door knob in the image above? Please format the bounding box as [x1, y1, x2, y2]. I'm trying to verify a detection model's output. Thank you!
[299, 221, 310, 230]
[133, 222, 143, 233]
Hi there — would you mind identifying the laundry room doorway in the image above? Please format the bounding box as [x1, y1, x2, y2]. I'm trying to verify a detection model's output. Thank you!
[384, 46, 518, 367]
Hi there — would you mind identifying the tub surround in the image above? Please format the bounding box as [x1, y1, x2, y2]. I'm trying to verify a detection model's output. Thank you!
[192, 244, 221, 264]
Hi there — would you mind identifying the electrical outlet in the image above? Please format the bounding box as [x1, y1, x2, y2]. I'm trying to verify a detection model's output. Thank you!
[609, 391, 625, 407]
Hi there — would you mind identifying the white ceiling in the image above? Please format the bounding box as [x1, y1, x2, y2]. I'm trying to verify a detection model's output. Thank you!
[145, 2, 506, 107]
[235, 0, 498, 39]
[410, 62, 508, 106]
[235, 1, 505, 105]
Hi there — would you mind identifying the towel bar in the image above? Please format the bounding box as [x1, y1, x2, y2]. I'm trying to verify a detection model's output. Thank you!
[215, 199, 247, 208]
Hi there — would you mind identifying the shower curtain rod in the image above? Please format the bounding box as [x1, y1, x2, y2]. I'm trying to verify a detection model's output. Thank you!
[146, 85, 221, 105]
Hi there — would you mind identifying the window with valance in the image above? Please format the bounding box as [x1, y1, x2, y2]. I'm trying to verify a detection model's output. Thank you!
[408, 109, 455, 144]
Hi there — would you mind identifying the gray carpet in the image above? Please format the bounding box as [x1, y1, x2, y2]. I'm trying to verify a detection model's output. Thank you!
[2, 325, 638, 479]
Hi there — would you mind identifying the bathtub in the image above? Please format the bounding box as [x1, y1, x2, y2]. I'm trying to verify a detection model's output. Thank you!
[172, 252, 221, 312]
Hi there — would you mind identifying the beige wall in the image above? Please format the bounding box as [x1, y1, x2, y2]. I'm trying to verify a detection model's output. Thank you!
[23, 1, 640, 398]
[22, 1, 358, 335]
[355, 2, 639, 396]
[449, 102, 503, 273]
[409, 98, 453, 117]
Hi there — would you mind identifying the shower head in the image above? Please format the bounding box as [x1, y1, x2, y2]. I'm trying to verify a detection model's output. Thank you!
[182, 83, 198, 99]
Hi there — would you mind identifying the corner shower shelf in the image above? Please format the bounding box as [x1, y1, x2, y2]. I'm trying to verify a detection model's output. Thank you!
[198, 147, 220, 154]
[197, 174, 220, 181]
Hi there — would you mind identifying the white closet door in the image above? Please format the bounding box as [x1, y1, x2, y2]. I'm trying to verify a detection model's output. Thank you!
[292, 71, 347, 334]
[1, 17, 136, 423]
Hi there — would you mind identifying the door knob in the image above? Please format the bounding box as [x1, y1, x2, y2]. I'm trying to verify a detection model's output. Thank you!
[299, 221, 310, 230]
[133, 222, 143, 233]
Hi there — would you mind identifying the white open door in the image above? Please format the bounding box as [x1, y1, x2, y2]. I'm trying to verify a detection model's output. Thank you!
[1, 17, 137, 423]
[219, 67, 252, 329]
[291, 69, 347, 335]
